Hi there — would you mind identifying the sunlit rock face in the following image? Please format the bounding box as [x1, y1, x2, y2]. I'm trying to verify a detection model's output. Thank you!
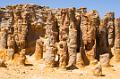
[0, 4, 120, 69]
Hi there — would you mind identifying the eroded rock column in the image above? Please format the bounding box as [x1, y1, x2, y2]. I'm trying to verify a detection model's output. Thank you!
[58, 9, 69, 69]
[44, 11, 58, 68]
[112, 18, 120, 63]
[103, 12, 115, 56]
[80, 10, 99, 65]
[67, 8, 77, 68]
[76, 7, 87, 68]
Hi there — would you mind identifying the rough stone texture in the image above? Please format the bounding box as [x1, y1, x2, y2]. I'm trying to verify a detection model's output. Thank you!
[57, 41, 68, 69]
[76, 51, 84, 68]
[43, 11, 58, 68]
[111, 18, 120, 63]
[76, 7, 87, 67]
[97, 19, 108, 56]
[100, 53, 110, 67]
[80, 10, 99, 65]
[67, 8, 77, 68]
[114, 18, 120, 49]
[33, 38, 43, 60]
[0, 4, 120, 70]
[104, 12, 115, 59]
[104, 12, 115, 48]
[92, 62, 102, 76]
[7, 34, 15, 61]
[58, 9, 69, 68]
[0, 26, 7, 49]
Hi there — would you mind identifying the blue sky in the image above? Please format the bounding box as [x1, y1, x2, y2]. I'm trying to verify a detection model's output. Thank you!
[0, 0, 120, 17]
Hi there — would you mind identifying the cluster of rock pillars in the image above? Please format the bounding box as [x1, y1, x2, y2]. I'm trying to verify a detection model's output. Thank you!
[0, 4, 120, 76]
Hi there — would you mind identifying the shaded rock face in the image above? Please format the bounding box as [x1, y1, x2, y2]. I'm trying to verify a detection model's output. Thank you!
[0, 4, 120, 68]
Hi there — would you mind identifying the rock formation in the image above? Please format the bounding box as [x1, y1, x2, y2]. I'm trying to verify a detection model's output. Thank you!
[34, 38, 43, 60]
[104, 12, 115, 57]
[92, 62, 102, 76]
[76, 7, 87, 68]
[80, 10, 99, 65]
[100, 53, 110, 67]
[111, 18, 120, 63]
[67, 8, 77, 68]
[0, 4, 120, 70]
[43, 11, 58, 68]
[58, 9, 69, 69]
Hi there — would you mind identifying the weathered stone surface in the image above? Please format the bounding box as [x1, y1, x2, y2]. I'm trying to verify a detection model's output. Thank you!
[7, 34, 15, 61]
[97, 19, 108, 55]
[111, 18, 120, 63]
[57, 41, 67, 69]
[67, 8, 77, 68]
[33, 38, 43, 60]
[13, 49, 26, 65]
[100, 53, 110, 67]
[59, 9, 69, 41]
[80, 10, 99, 65]
[104, 12, 115, 48]
[43, 11, 58, 68]
[58, 9, 69, 69]
[0, 27, 7, 49]
[92, 62, 102, 76]
[76, 49, 84, 68]
[0, 4, 120, 70]
[75, 7, 87, 67]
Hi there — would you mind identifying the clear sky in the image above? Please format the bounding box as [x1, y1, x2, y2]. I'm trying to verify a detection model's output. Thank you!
[0, 0, 120, 18]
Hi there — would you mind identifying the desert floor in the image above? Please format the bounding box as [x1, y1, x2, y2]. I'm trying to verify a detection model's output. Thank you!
[0, 62, 120, 79]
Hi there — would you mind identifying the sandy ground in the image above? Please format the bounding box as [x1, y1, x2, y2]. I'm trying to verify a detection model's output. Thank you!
[0, 63, 120, 79]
